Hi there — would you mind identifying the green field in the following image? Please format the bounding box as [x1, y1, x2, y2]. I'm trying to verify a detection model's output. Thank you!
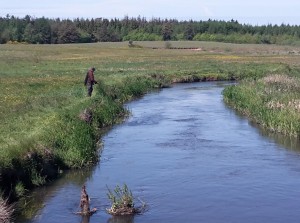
[1, 41, 300, 200]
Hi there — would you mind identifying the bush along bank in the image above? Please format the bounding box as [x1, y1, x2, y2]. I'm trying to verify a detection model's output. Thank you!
[223, 74, 300, 137]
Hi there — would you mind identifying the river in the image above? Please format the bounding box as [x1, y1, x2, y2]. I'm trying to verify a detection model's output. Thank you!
[17, 81, 300, 223]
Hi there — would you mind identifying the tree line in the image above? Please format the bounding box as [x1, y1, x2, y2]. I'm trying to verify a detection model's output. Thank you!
[1, 14, 300, 45]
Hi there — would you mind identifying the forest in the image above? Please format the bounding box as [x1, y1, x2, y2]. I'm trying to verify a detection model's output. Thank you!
[1, 14, 300, 45]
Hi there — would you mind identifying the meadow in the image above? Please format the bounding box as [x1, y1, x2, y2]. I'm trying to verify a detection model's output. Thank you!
[1, 41, 300, 203]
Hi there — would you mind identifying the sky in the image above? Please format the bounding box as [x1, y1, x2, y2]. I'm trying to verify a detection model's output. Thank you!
[1, 0, 300, 26]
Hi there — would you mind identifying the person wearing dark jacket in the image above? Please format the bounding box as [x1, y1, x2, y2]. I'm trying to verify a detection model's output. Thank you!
[84, 67, 97, 96]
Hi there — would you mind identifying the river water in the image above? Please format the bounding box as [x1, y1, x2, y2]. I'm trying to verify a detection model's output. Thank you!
[17, 82, 300, 223]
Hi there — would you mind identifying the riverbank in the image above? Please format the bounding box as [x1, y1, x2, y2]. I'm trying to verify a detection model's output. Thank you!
[1, 41, 300, 218]
[223, 74, 300, 137]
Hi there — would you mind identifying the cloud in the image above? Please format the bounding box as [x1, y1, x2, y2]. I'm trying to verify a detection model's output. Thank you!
[202, 6, 214, 17]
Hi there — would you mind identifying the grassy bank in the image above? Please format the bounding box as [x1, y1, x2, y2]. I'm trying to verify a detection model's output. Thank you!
[1, 41, 300, 204]
[223, 74, 300, 136]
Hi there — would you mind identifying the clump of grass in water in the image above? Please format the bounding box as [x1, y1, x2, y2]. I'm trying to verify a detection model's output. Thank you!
[106, 184, 145, 216]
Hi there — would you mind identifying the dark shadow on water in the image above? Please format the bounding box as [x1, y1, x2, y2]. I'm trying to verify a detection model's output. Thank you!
[107, 215, 134, 223]
[81, 215, 90, 223]
[79, 213, 134, 223]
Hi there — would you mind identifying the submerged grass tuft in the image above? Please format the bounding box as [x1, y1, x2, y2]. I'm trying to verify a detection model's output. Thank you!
[106, 183, 146, 216]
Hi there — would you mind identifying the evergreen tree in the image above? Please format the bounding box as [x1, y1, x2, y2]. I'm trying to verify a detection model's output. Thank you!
[34, 17, 51, 43]
[1, 15, 300, 45]
[162, 22, 173, 41]
[57, 20, 80, 43]
[184, 23, 194, 40]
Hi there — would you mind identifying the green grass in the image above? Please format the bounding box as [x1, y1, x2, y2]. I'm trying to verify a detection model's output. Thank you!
[223, 74, 300, 136]
[1, 41, 300, 200]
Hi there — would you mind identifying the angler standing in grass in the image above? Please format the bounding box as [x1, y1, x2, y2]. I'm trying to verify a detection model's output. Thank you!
[84, 67, 97, 97]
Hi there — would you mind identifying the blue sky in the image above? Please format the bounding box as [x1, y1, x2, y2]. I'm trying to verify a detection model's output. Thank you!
[1, 0, 300, 25]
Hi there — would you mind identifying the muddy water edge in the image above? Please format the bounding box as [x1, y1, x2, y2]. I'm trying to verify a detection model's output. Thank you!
[16, 82, 300, 223]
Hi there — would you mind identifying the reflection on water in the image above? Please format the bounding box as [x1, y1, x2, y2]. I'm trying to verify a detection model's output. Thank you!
[250, 121, 300, 152]
[80, 215, 90, 223]
[263, 131, 300, 152]
[78, 211, 134, 223]
[107, 215, 134, 223]
[16, 82, 300, 223]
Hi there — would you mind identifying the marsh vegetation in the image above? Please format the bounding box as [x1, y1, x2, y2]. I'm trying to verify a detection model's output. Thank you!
[224, 74, 300, 136]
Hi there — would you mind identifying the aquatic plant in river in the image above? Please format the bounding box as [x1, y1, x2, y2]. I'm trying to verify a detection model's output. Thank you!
[106, 184, 145, 216]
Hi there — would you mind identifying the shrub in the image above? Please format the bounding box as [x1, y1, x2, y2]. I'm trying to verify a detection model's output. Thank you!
[165, 41, 172, 49]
